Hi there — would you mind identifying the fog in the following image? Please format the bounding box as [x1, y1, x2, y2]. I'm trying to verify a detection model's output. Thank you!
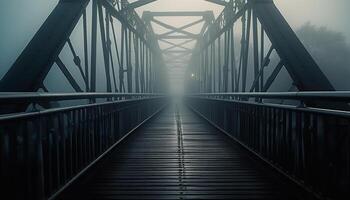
[0, 0, 349, 93]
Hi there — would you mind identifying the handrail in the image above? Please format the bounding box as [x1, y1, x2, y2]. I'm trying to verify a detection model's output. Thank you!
[0, 92, 165, 103]
[189, 91, 350, 102]
[0, 96, 166, 121]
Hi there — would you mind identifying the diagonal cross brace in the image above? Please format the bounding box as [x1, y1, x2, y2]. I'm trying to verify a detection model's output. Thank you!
[160, 39, 195, 52]
[119, 0, 157, 12]
[252, 0, 334, 91]
[151, 18, 199, 38]
[0, 0, 89, 92]
[159, 18, 205, 37]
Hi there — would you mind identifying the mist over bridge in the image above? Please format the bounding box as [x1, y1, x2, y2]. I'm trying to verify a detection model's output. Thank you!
[0, 0, 349, 199]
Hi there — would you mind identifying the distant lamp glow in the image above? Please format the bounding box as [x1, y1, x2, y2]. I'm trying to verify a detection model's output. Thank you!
[191, 73, 195, 78]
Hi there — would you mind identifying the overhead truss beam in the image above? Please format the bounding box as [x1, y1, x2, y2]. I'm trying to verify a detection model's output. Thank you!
[119, 0, 157, 12]
[143, 10, 214, 70]
[151, 18, 199, 38]
[159, 18, 205, 37]
[146, 11, 211, 17]
[205, 0, 228, 6]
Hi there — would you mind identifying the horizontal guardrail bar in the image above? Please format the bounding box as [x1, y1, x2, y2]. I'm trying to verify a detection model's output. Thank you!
[189, 91, 350, 102]
[188, 96, 350, 118]
[0, 97, 165, 121]
[0, 92, 164, 103]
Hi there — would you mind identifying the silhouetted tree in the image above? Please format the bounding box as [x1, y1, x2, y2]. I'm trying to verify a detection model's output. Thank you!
[296, 22, 350, 90]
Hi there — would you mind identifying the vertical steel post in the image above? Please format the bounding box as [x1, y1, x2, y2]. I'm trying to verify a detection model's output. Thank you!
[127, 30, 133, 93]
[211, 43, 216, 92]
[260, 27, 265, 92]
[224, 30, 229, 92]
[231, 26, 236, 92]
[83, 9, 90, 92]
[105, 12, 117, 92]
[98, 3, 112, 92]
[253, 9, 259, 94]
[90, 0, 98, 92]
[218, 36, 221, 92]
[141, 43, 145, 93]
[149, 50, 152, 93]
[145, 47, 149, 92]
[204, 47, 209, 92]
[242, 8, 251, 92]
[120, 26, 125, 92]
[134, 37, 140, 93]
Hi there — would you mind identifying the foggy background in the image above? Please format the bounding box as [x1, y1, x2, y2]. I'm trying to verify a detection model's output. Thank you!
[1, 0, 350, 92]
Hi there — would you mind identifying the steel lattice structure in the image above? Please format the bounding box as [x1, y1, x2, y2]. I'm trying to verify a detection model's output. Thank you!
[0, 1, 348, 200]
[187, 0, 334, 94]
[0, 0, 335, 95]
[0, 0, 166, 94]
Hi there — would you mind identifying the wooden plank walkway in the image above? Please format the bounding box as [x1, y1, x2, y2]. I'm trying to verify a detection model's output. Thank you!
[60, 104, 296, 199]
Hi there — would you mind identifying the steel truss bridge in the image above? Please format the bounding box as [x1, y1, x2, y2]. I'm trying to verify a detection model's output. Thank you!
[0, 0, 349, 199]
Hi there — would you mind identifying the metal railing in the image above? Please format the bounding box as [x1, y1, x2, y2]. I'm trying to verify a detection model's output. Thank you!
[0, 93, 168, 199]
[0, 92, 161, 103]
[190, 91, 350, 101]
[185, 92, 350, 199]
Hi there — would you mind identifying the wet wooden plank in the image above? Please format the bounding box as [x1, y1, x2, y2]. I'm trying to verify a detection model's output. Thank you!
[60, 105, 296, 199]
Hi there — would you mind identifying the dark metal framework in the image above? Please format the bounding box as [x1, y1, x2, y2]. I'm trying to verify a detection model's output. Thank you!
[142, 10, 214, 69]
[186, 93, 350, 199]
[0, 0, 166, 94]
[0, 93, 167, 199]
[188, 0, 334, 94]
[0, 0, 333, 95]
[0, 1, 348, 200]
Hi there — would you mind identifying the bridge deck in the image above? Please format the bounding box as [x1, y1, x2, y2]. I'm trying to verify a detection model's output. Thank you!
[61, 104, 296, 199]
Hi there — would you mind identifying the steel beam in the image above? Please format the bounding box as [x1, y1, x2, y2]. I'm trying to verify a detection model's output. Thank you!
[252, 10, 259, 92]
[82, 10, 90, 91]
[205, 0, 228, 6]
[119, 0, 156, 12]
[253, 0, 334, 91]
[56, 57, 83, 92]
[160, 39, 194, 51]
[201, 4, 249, 50]
[0, 0, 89, 92]
[159, 18, 205, 37]
[163, 50, 192, 54]
[157, 35, 198, 39]
[241, 8, 251, 92]
[147, 11, 210, 17]
[91, 0, 98, 92]
[151, 18, 199, 38]
[98, 2, 112, 92]
[262, 60, 284, 92]
[101, 0, 157, 51]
